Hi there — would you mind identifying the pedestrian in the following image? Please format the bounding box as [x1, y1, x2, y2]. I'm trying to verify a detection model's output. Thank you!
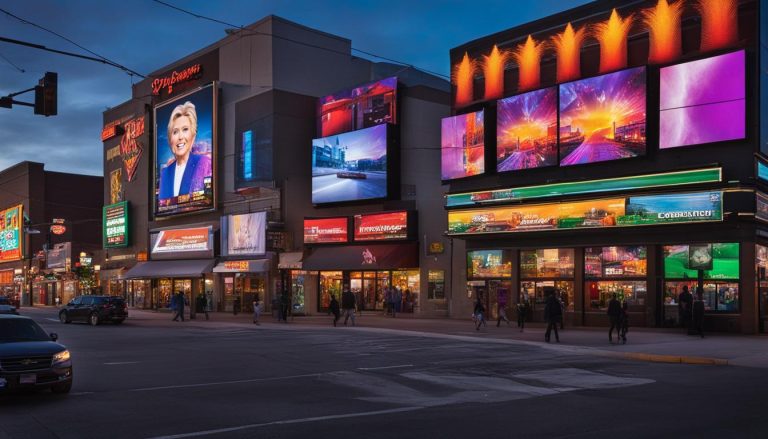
[384, 287, 392, 316]
[618, 301, 629, 344]
[678, 285, 693, 329]
[55, 296, 60, 308]
[394, 287, 402, 316]
[341, 287, 356, 326]
[691, 287, 705, 338]
[607, 293, 621, 343]
[517, 296, 528, 332]
[172, 291, 185, 322]
[280, 291, 290, 323]
[473, 295, 486, 331]
[233, 296, 241, 316]
[252, 294, 262, 325]
[197, 294, 209, 321]
[329, 295, 341, 327]
[544, 293, 561, 343]
[557, 291, 565, 330]
[496, 288, 510, 327]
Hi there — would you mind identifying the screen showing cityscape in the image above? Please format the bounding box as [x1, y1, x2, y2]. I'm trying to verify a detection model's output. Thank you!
[559, 66, 646, 166]
[311, 124, 388, 204]
[497, 87, 558, 172]
[659, 50, 745, 149]
[467, 250, 512, 278]
[441, 110, 485, 180]
[318, 76, 397, 137]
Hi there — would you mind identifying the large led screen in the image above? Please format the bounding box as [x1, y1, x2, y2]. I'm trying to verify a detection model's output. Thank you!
[441, 110, 485, 180]
[223, 212, 266, 256]
[304, 217, 349, 244]
[497, 87, 557, 172]
[660, 50, 745, 149]
[0, 205, 22, 262]
[664, 243, 739, 279]
[311, 124, 388, 204]
[559, 67, 646, 166]
[353, 211, 408, 241]
[319, 76, 397, 137]
[467, 250, 512, 278]
[154, 84, 216, 217]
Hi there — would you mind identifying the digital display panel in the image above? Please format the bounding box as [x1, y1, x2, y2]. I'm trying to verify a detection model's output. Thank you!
[319, 76, 397, 137]
[304, 217, 349, 244]
[103, 201, 129, 248]
[223, 212, 266, 256]
[154, 84, 216, 217]
[151, 227, 211, 254]
[664, 243, 739, 279]
[353, 211, 408, 241]
[236, 117, 273, 189]
[0, 205, 22, 262]
[660, 50, 745, 149]
[519, 248, 575, 278]
[467, 250, 512, 278]
[497, 87, 557, 172]
[559, 67, 646, 166]
[311, 124, 388, 204]
[447, 191, 722, 235]
[584, 246, 647, 278]
[441, 110, 485, 180]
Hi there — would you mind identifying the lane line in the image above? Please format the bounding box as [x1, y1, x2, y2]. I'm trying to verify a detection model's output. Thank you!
[129, 372, 335, 392]
[144, 406, 423, 439]
[357, 364, 414, 371]
[104, 361, 140, 365]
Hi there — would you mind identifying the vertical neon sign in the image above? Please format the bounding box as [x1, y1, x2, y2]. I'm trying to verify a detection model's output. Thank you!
[243, 130, 253, 181]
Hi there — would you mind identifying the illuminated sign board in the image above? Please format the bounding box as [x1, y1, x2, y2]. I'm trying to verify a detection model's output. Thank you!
[152, 227, 211, 253]
[0, 205, 23, 262]
[152, 64, 203, 96]
[103, 201, 129, 248]
[319, 76, 397, 137]
[224, 261, 249, 271]
[304, 218, 348, 244]
[448, 191, 723, 235]
[446, 168, 722, 208]
[758, 160, 768, 183]
[222, 212, 266, 256]
[467, 250, 512, 278]
[353, 211, 408, 241]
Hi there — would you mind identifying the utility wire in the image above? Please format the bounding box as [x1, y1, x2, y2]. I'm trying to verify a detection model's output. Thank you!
[151, 0, 449, 80]
[0, 50, 24, 72]
[0, 7, 145, 78]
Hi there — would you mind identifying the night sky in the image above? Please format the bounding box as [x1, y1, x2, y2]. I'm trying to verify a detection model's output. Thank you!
[0, 0, 587, 176]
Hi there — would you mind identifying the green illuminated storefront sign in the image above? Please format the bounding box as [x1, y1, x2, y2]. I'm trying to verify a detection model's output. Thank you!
[445, 167, 722, 208]
[103, 201, 129, 248]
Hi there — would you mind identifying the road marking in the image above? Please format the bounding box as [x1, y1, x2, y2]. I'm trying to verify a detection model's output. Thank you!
[357, 364, 414, 371]
[104, 361, 140, 365]
[144, 406, 423, 439]
[45, 318, 60, 322]
[129, 372, 335, 392]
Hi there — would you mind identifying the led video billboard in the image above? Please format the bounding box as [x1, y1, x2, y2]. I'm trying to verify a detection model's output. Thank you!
[559, 67, 646, 166]
[442, 110, 485, 180]
[154, 83, 216, 217]
[353, 211, 408, 241]
[222, 212, 266, 256]
[467, 250, 512, 278]
[311, 124, 388, 204]
[663, 243, 739, 279]
[497, 87, 557, 172]
[319, 76, 397, 137]
[660, 50, 745, 149]
[304, 217, 349, 244]
[0, 205, 22, 262]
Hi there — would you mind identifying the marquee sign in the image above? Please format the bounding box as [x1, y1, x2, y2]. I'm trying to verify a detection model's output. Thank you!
[353, 211, 408, 241]
[303, 217, 348, 244]
[152, 64, 203, 96]
[152, 227, 211, 253]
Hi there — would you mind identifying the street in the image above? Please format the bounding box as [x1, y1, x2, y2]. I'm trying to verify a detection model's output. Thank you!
[1, 308, 766, 439]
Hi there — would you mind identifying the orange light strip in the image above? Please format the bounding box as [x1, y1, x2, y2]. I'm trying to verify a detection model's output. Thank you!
[512, 35, 545, 92]
[697, 0, 739, 52]
[593, 9, 634, 73]
[453, 52, 476, 107]
[643, 0, 683, 64]
[551, 23, 585, 83]
[482, 45, 508, 100]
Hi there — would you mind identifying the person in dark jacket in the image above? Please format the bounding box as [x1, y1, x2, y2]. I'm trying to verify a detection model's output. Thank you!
[607, 293, 622, 343]
[473, 295, 486, 331]
[196, 294, 209, 321]
[280, 291, 291, 323]
[678, 285, 693, 329]
[618, 301, 629, 344]
[233, 296, 241, 316]
[517, 297, 529, 332]
[329, 295, 341, 327]
[544, 293, 561, 342]
[172, 291, 185, 322]
[691, 287, 705, 338]
[341, 288, 356, 326]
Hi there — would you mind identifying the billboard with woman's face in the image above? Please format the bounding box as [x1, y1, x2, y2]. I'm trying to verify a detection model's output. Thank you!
[154, 83, 216, 217]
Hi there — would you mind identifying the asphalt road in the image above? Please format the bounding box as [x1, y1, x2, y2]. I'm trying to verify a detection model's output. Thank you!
[1, 308, 766, 439]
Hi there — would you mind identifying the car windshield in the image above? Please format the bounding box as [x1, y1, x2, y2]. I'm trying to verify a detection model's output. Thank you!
[0, 319, 51, 343]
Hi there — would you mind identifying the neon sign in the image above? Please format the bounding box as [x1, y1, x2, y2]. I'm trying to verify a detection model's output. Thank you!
[152, 64, 202, 95]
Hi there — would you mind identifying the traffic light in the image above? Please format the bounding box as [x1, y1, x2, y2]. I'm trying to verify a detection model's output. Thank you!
[34, 72, 57, 116]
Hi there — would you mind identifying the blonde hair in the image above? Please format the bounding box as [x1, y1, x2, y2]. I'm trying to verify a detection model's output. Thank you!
[166, 101, 198, 143]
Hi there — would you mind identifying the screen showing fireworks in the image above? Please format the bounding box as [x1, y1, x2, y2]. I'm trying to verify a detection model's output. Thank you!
[497, 87, 557, 172]
[441, 110, 485, 180]
[559, 67, 646, 167]
[659, 50, 745, 149]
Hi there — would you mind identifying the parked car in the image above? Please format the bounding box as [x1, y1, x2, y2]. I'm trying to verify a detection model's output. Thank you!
[59, 296, 127, 326]
[0, 297, 19, 315]
[0, 314, 73, 394]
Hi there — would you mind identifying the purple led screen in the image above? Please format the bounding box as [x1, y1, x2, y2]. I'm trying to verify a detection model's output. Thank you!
[660, 50, 745, 149]
[441, 110, 485, 180]
[496, 87, 557, 172]
[559, 67, 646, 167]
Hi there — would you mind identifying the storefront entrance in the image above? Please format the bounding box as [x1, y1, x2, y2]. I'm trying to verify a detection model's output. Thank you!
[223, 274, 266, 313]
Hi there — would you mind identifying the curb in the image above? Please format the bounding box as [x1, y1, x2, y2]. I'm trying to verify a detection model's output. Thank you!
[598, 350, 729, 366]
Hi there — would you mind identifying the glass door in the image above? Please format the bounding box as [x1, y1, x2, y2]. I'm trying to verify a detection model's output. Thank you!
[362, 272, 376, 311]
[375, 271, 390, 310]
[319, 271, 343, 312]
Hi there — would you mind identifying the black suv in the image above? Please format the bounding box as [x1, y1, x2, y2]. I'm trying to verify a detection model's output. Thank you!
[0, 314, 73, 394]
[59, 296, 127, 326]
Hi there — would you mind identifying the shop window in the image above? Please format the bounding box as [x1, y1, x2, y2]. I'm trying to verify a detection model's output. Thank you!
[319, 271, 343, 311]
[520, 280, 574, 310]
[585, 246, 647, 278]
[663, 243, 740, 313]
[428, 270, 445, 300]
[520, 249, 574, 278]
[392, 270, 419, 312]
[586, 280, 646, 310]
[663, 243, 739, 280]
[291, 271, 306, 314]
[757, 245, 768, 332]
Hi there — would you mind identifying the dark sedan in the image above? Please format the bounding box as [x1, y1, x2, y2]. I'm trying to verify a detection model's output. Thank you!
[0, 297, 18, 315]
[59, 295, 127, 326]
[0, 315, 73, 394]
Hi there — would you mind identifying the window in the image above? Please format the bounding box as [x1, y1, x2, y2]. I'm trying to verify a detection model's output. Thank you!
[585, 246, 647, 278]
[586, 280, 646, 309]
[520, 280, 574, 310]
[663, 243, 740, 312]
[520, 248, 574, 278]
[428, 270, 445, 300]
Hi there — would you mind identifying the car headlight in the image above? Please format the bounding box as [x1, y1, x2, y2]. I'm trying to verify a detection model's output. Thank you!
[52, 350, 71, 366]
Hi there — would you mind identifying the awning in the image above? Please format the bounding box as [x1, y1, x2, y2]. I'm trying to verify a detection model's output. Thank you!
[123, 259, 216, 279]
[278, 252, 303, 269]
[212, 259, 270, 273]
[302, 243, 418, 271]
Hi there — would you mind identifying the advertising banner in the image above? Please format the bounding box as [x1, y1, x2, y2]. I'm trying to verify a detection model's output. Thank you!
[467, 250, 512, 278]
[319, 76, 397, 137]
[46, 242, 71, 270]
[0, 205, 22, 262]
[304, 218, 348, 244]
[353, 211, 408, 241]
[152, 227, 211, 253]
[104, 201, 129, 248]
[224, 212, 266, 256]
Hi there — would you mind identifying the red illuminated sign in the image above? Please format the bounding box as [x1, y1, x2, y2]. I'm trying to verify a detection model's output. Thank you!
[353, 211, 408, 241]
[120, 116, 145, 182]
[304, 218, 348, 244]
[50, 225, 66, 235]
[152, 64, 203, 96]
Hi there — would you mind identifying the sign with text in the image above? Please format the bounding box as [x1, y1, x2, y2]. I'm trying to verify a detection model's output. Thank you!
[103, 202, 129, 248]
[152, 227, 211, 254]
[353, 211, 408, 241]
[0, 205, 22, 262]
[303, 217, 348, 244]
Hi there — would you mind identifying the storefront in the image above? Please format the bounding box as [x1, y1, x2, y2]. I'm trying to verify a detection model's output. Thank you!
[213, 259, 270, 313]
[123, 259, 216, 312]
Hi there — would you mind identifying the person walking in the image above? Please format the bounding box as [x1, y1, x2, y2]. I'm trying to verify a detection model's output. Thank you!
[252, 294, 262, 325]
[329, 295, 341, 327]
[233, 296, 241, 316]
[496, 288, 510, 327]
[342, 288, 356, 326]
[172, 291, 185, 322]
[678, 285, 693, 329]
[517, 297, 528, 332]
[691, 287, 705, 338]
[394, 287, 402, 316]
[544, 293, 561, 343]
[197, 294, 209, 321]
[473, 295, 486, 331]
[618, 301, 629, 344]
[607, 293, 621, 343]
[280, 291, 290, 323]
[557, 291, 566, 330]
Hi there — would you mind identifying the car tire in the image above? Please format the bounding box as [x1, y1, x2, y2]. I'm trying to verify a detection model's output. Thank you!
[51, 381, 72, 394]
[59, 311, 71, 324]
[89, 312, 100, 326]
[113, 319, 124, 325]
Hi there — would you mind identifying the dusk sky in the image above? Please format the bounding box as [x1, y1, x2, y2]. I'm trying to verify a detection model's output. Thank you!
[0, 0, 587, 176]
